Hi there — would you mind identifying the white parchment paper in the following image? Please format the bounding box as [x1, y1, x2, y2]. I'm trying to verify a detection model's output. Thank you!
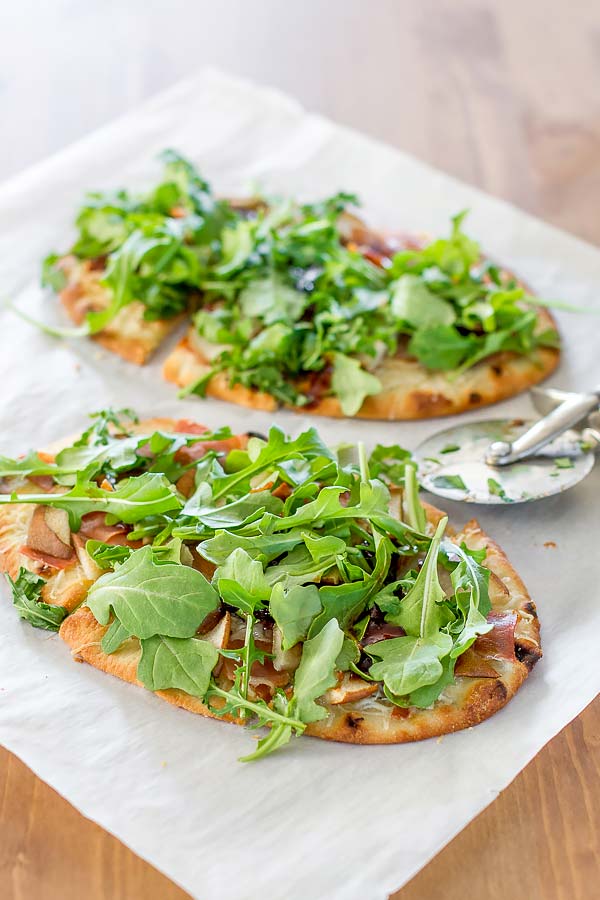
[0, 70, 599, 900]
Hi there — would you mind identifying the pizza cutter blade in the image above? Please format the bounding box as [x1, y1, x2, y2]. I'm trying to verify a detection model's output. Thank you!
[414, 387, 599, 505]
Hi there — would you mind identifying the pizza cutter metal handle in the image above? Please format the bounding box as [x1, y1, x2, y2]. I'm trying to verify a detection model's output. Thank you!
[485, 389, 600, 466]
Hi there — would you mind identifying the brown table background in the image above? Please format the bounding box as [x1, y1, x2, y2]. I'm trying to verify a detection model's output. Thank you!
[2, 2, 600, 898]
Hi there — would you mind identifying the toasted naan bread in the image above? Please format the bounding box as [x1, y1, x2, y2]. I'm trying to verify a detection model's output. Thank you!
[0, 420, 541, 745]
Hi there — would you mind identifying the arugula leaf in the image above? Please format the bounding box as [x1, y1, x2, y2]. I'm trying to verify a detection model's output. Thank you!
[87, 231, 171, 334]
[264, 543, 341, 588]
[138, 635, 218, 697]
[309, 580, 372, 636]
[179, 490, 283, 531]
[441, 539, 493, 657]
[215, 547, 270, 597]
[0, 472, 182, 530]
[215, 220, 255, 276]
[450, 595, 491, 660]
[403, 463, 426, 533]
[240, 715, 297, 762]
[408, 325, 475, 370]
[0, 451, 60, 479]
[385, 517, 448, 636]
[336, 636, 361, 671]
[391, 274, 456, 328]
[208, 672, 305, 762]
[239, 274, 307, 324]
[6, 568, 67, 632]
[554, 457, 574, 469]
[214, 547, 271, 713]
[86, 545, 218, 638]
[293, 618, 345, 723]
[308, 536, 392, 636]
[74, 407, 139, 447]
[442, 541, 491, 617]
[303, 532, 347, 560]
[387, 652, 456, 708]
[211, 426, 333, 500]
[268, 479, 389, 532]
[86, 540, 132, 570]
[214, 547, 271, 614]
[0, 414, 141, 484]
[367, 632, 453, 697]
[431, 474, 468, 492]
[198, 528, 308, 565]
[101, 619, 131, 653]
[41, 253, 67, 291]
[55, 436, 140, 482]
[331, 353, 382, 416]
[367, 444, 411, 486]
[487, 478, 512, 502]
[270, 583, 322, 649]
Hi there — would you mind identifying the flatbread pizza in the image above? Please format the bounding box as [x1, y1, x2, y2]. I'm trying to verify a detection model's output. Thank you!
[0, 409, 541, 759]
[37, 152, 560, 418]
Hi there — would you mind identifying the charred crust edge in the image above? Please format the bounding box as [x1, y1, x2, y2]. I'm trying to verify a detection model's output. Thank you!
[515, 641, 543, 670]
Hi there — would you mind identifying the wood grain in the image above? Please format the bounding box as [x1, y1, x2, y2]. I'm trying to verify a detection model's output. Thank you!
[2, 1, 600, 898]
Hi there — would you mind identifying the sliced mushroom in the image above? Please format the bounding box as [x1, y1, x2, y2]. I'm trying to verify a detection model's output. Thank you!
[27, 506, 73, 560]
[201, 611, 231, 650]
[323, 673, 379, 705]
[272, 626, 301, 673]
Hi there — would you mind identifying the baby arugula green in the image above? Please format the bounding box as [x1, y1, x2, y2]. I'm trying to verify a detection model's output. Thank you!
[2, 409, 496, 760]
[6, 568, 67, 632]
[36, 152, 560, 415]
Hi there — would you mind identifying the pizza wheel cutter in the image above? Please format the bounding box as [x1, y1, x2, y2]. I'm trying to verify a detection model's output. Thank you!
[414, 386, 600, 504]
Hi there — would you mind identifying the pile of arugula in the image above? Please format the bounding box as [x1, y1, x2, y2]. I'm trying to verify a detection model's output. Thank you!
[2, 409, 494, 760]
[41, 152, 559, 415]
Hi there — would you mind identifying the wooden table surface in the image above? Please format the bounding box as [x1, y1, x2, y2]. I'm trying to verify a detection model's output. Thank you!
[2, 2, 600, 898]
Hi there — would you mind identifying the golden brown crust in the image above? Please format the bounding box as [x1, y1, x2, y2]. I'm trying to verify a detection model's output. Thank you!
[58, 256, 183, 365]
[163, 310, 559, 420]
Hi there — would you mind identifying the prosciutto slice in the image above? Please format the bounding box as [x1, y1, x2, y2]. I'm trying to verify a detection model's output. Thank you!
[472, 610, 517, 661]
[77, 512, 134, 546]
[19, 546, 76, 571]
[174, 433, 248, 464]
